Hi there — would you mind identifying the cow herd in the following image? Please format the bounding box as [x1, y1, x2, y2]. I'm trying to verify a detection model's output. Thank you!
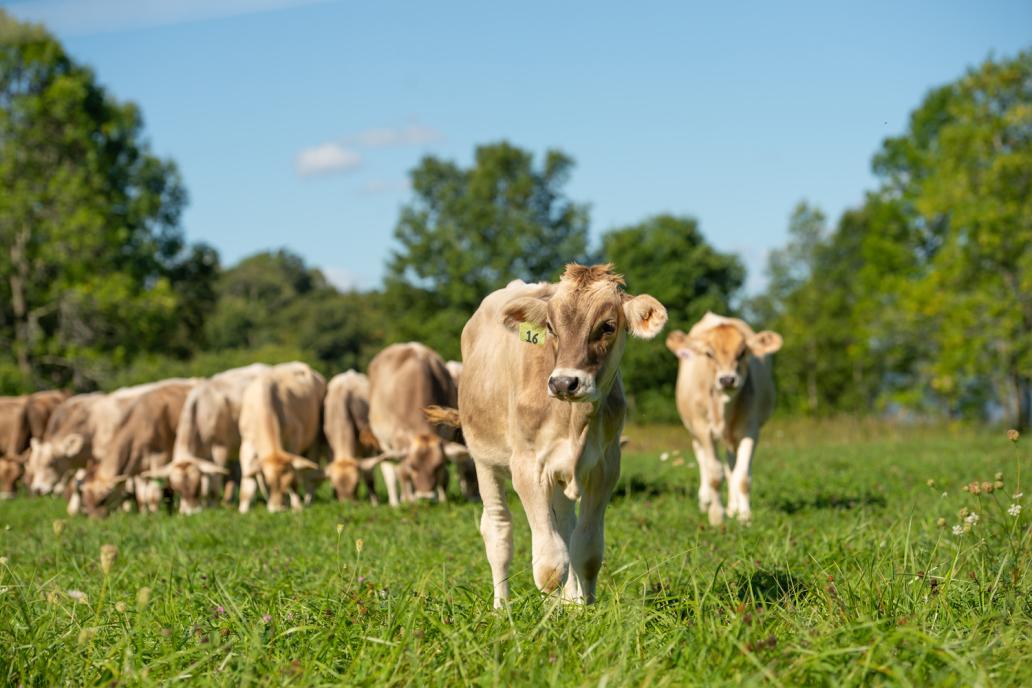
[0, 263, 782, 605]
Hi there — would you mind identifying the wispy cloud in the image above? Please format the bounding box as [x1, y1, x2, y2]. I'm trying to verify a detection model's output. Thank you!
[295, 143, 361, 177]
[296, 122, 442, 179]
[6, 0, 329, 36]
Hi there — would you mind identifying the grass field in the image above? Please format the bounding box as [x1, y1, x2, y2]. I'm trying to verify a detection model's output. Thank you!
[1, 421, 1030, 686]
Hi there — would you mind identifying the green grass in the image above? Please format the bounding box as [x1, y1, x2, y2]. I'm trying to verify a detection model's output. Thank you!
[1, 421, 1030, 686]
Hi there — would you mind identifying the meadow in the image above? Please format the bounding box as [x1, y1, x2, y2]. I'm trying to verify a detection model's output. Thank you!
[1, 420, 1029, 687]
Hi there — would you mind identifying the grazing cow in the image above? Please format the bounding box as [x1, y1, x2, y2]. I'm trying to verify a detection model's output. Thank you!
[368, 343, 469, 505]
[148, 363, 269, 514]
[238, 362, 326, 513]
[0, 391, 69, 496]
[435, 264, 666, 607]
[324, 370, 385, 503]
[665, 312, 783, 524]
[79, 380, 197, 518]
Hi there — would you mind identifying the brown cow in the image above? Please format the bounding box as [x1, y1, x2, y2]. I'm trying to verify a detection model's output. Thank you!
[146, 363, 269, 514]
[238, 362, 326, 513]
[665, 312, 782, 524]
[0, 390, 70, 497]
[323, 370, 385, 503]
[368, 342, 470, 505]
[441, 264, 666, 607]
[79, 380, 197, 518]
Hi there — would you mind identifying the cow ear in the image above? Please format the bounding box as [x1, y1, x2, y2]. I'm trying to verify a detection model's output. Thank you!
[747, 330, 783, 356]
[665, 330, 688, 356]
[290, 456, 320, 471]
[501, 296, 548, 331]
[139, 464, 172, 479]
[623, 294, 668, 340]
[442, 442, 469, 462]
[197, 460, 228, 475]
[61, 433, 84, 456]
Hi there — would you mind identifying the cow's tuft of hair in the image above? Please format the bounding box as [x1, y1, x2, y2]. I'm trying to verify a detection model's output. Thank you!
[561, 263, 625, 289]
[424, 405, 461, 429]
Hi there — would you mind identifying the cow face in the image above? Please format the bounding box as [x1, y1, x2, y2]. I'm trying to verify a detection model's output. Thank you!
[402, 433, 448, 500]
[28, 434, 85, 495]
[151, 459, 226, 514]
[502, 264, 667, 402]
[79, 472, 130, 518]
[259, 454, 320, 512]
[327, 458, 361, 500]
[0, 458, 22, 498]
[667, 325, 783, 394]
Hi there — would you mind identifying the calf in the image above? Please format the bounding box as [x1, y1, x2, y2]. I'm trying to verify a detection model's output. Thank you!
[444, 264, 666, 606]
[666, 312, 783, 524]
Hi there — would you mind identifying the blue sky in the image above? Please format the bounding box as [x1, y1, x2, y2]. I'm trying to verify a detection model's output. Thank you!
[5, 1, 1031, 292]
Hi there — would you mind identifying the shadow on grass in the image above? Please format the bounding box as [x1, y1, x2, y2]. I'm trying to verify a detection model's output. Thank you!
[774, 492, 886, 514]
[735, 569, 809, 603]
[611, 475, 689, 502]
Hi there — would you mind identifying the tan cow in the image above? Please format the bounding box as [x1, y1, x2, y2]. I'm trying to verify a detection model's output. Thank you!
[368, 343, 469, 505]
[237, 362, 326, 513]
[324, 370, 385, 503]
[434, 264, 666, 607]
[0, 391, 69, 496]
[665, 312, 783, 525]
[147, 363, 270, 514]
[78, 380, 197, 518]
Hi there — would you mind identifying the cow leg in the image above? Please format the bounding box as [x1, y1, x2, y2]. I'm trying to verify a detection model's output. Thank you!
[362, 469, 379, 505]
[552, 492, 579, 602]
[565, 446, 620, 604]
[239, 477, 257, 513]
[380, 462, 401, 507]
[727, 436, 756, 522]
[476, 462, 513, 608]
[208, 445, 229, 505]
[693, 435, 725, 525]
[512, 459, 569, 598]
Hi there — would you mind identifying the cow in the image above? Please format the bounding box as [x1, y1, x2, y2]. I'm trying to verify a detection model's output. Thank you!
[28, 382, 164, 503]
[445, 360, 464, 387]
[665, 312, 783, 525]
[78, 380, 197, 518]
[430, 263, 667, 607]
[0, 391, 69, 496]
[323, 370, 385, 503]
[147, 363, 269, 514]
[237, 362, 326, 513]
[367, 342, 470, 505]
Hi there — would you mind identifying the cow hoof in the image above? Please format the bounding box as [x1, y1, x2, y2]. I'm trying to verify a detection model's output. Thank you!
[708, 503, 725, 526]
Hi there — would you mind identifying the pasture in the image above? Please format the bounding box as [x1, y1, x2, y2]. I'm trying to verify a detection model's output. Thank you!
[1, 421, 1029, 686]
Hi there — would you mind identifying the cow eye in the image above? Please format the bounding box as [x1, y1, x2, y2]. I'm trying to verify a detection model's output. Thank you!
[705, 351, 715, 359]
[598, 321, 616, 336]
[545, 320, 556, 337]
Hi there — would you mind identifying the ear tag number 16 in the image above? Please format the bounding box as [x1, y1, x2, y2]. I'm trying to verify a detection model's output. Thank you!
[519, 322, 546, 345]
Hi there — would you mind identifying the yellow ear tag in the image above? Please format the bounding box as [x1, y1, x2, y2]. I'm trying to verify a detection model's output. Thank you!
[518, 322, 546, 345]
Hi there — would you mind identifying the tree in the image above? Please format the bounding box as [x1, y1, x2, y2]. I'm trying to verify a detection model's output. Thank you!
[603, 215, 744, 421]
[0, 11, 213, 391]
[874, 51, 1032, 428]
[383, 142, 590, 359]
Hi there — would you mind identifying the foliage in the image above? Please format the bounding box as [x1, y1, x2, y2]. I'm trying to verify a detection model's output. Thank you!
[383, 142, 590, 360]
[1, 426, 1029, 685]
[603, 215, 744, 421]
[0, 11, 216, 393]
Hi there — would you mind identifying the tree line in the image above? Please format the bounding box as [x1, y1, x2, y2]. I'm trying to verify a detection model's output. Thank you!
[1, 12, 1028, 427]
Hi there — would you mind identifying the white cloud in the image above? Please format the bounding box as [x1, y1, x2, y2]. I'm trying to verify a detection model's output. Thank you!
[353, 124, 443, 149]
[322, 267, 359, 291]
[295, 143, 361, 177]
[6, 0, 329, 35]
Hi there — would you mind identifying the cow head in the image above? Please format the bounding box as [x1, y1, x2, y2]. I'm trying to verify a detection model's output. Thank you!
[502, 263, 667, 402]
[0, 458, 22, 499]
[325, 454, 386, 501]
[141, 458, 226, 515]
[666, 323, 782, 395]
[28, 434, 86, 495]
[252, 453, 320, 512]
[78, 469, 131, 518]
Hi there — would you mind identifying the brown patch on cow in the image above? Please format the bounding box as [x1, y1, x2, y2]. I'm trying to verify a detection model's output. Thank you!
[535, 563, 565, 593]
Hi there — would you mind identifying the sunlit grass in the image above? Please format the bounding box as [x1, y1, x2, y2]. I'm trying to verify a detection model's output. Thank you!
[1, 423, 1029, 686]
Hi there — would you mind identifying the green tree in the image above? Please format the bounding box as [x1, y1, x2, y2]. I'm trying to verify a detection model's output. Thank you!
[603, 215, 744, 421]
[873, 51, 1032, 428]
[0, 11, 213, 391]
[384, 142, 590, 359]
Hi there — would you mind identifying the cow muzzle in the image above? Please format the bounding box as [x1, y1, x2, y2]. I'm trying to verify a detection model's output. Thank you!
[717, 373, 740, 391]
[547, 369, 596, 401]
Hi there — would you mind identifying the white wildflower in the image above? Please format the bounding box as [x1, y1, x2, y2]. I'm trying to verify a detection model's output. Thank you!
[67, 590, 88, 603]
[964, 512, 979, 526]
[1008, 504, 1022, 517]
[1013, 492, 1023, 500]
[659, 452, 669, 462]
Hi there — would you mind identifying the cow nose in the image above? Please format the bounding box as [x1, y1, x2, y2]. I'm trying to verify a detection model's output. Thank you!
[548, 375, 579, 396]
[718, 374, 737, 389]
